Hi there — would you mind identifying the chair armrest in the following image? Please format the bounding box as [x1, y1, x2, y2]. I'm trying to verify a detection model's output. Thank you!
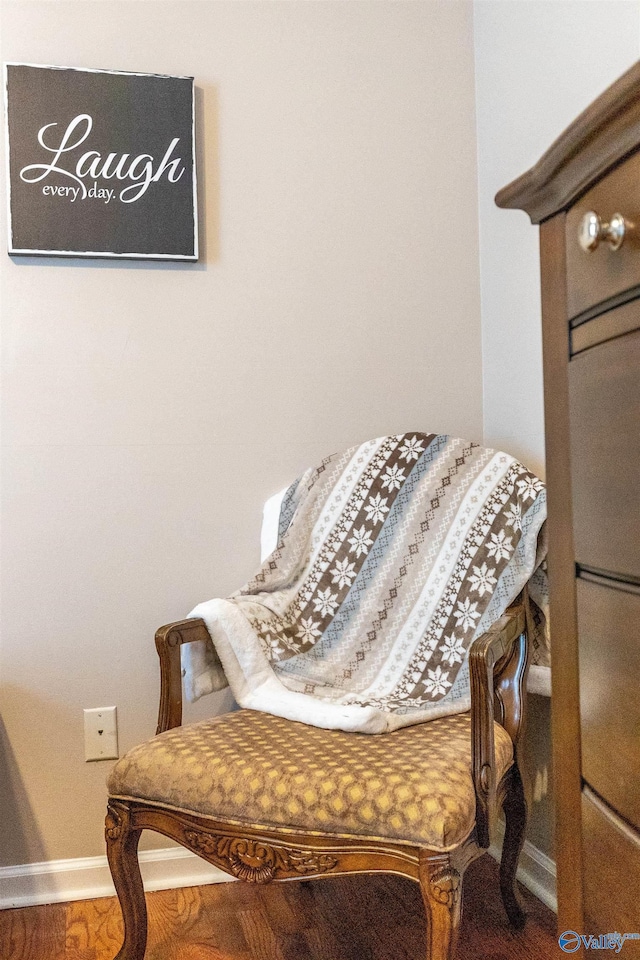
[469, 600, 527, 848]
[155, 618, 211, 734]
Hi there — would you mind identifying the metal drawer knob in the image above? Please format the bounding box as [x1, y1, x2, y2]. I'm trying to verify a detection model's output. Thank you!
[579, 211, 626, 252]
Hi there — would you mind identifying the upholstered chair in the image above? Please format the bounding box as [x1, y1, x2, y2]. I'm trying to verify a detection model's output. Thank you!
[105, 595, 529, 960]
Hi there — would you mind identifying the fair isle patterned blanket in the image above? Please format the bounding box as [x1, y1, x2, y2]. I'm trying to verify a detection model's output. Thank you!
[186, 434, 548, 733]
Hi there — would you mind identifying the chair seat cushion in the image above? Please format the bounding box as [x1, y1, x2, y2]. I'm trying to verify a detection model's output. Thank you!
[108, 709, 513, 851]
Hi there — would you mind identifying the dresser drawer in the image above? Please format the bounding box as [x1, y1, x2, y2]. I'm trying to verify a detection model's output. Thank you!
[579, 576, 640, 832]
[569, 322, 640, 579]
[582, 787, 640, 939]
[566, 149, 640, 320]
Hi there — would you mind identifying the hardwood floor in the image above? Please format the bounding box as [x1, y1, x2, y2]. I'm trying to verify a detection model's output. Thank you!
[1, 854, 558, 960]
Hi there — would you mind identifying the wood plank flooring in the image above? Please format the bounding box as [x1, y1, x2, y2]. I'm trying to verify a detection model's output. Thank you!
[1, 854, 558, 960]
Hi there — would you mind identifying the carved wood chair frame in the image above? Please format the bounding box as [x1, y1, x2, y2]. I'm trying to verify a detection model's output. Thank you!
[106, 595, 530, 960]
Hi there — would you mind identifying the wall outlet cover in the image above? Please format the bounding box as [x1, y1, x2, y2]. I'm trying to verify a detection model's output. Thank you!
[84, 706, 119, 762]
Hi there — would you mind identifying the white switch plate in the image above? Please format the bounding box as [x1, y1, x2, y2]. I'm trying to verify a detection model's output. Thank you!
[84, 706, 119, 762]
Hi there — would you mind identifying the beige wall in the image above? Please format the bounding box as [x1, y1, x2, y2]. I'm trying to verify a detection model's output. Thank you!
[474, 0, 640, 858]
[0, 0, 482, 866]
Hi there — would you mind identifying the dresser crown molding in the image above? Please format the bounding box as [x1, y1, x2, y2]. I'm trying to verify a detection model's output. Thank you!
[495, 59, 640, 223]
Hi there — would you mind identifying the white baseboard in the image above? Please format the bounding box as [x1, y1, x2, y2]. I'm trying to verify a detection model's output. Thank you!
[489, 821, 557, 915]
[2, 828, 557, 914]
[0, 846, 231, 910]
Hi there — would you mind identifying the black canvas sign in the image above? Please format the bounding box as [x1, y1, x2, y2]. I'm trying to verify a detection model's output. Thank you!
[4, 63, 198, 260]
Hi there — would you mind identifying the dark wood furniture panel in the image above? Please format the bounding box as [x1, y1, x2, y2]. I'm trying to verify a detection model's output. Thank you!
[571, 295, 640, 355]
[497, 62, 640, 935]
[568, 323, 640, 580]
[582, 787, 640, 941]
[565, 150, 640, 319]
[539, 216, 584, 932]
[578, 576, 640, 832]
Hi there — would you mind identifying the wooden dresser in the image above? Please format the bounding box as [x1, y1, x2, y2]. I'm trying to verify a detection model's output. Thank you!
[496, 65, 640, 936]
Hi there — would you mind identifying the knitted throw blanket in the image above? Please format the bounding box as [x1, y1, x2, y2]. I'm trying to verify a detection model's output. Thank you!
[186, 434, 548, 733]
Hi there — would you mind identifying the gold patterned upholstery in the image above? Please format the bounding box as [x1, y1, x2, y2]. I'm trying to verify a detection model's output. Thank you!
[108, 708, 513, 851]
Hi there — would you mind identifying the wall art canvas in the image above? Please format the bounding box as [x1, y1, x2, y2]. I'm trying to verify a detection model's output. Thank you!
[4, 63, 198, 260]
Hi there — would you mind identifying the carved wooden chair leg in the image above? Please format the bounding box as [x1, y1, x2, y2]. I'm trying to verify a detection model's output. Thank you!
[105, 801, 148, 960]
[499, 764, 527, 929]
[419, 855, 463, 960]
